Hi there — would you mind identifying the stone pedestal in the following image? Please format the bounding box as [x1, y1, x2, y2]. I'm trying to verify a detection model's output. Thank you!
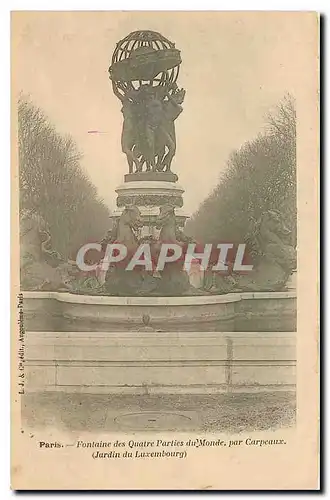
[25, 329, 296, 394]
[23, 291, 296, 395]
[111, 172, 189, 237]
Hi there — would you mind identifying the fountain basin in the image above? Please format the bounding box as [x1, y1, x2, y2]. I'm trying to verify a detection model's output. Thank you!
[22, 291, 296, 394]
[22, 290, 296, 332]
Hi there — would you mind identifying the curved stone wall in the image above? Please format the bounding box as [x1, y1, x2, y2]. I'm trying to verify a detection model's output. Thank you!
[22, 291, 296, 332]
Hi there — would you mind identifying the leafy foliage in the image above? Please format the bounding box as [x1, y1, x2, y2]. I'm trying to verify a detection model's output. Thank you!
[18, 96, 110, 258]
[186, 94, 296, 246]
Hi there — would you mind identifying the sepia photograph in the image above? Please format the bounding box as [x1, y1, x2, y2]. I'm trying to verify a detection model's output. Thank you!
[11, 10, 319, 490]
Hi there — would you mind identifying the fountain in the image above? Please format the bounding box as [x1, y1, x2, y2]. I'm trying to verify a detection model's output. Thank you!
[21, 30, 297, 395]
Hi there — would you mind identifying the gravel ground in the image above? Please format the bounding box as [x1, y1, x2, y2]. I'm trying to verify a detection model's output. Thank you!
[22, 391, 296, 434]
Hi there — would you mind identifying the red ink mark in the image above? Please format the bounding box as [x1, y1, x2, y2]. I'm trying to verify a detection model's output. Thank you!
[87, 130, 108, 134]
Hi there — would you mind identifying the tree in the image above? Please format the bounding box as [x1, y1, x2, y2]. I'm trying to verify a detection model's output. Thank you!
[18, 96, 111, 258]
[186, 94, 296, 246]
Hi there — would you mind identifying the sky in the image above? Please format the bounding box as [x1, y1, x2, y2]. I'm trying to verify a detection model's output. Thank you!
[12, 11, 310, 215]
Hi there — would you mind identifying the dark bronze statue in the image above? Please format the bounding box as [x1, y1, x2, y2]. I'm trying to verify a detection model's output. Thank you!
[20, 210, 79, 291]
[236, 209, 296, 291]
[204, 209, 297, 294]
[109, 31, 185, 174]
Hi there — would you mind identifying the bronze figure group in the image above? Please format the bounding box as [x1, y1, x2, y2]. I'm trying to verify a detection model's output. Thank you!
[109, 31, 185, 174]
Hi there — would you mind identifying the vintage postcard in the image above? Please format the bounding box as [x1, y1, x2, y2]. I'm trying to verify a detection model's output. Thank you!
[11, 11, 319, 490]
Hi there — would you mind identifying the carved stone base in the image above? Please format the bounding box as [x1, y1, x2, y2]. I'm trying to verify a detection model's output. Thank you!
[124, 171, 178, 183]
[112, 179, 189, 237]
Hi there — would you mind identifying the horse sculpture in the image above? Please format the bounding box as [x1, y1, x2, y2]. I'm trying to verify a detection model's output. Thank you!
[113, 205, 143, 250]
[103, 206, 159, 296]
[20, 210, 78, 291]
[102, 204, 203, 296]
[155, 204, 204, 296]
[233, 209, 296, 292]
